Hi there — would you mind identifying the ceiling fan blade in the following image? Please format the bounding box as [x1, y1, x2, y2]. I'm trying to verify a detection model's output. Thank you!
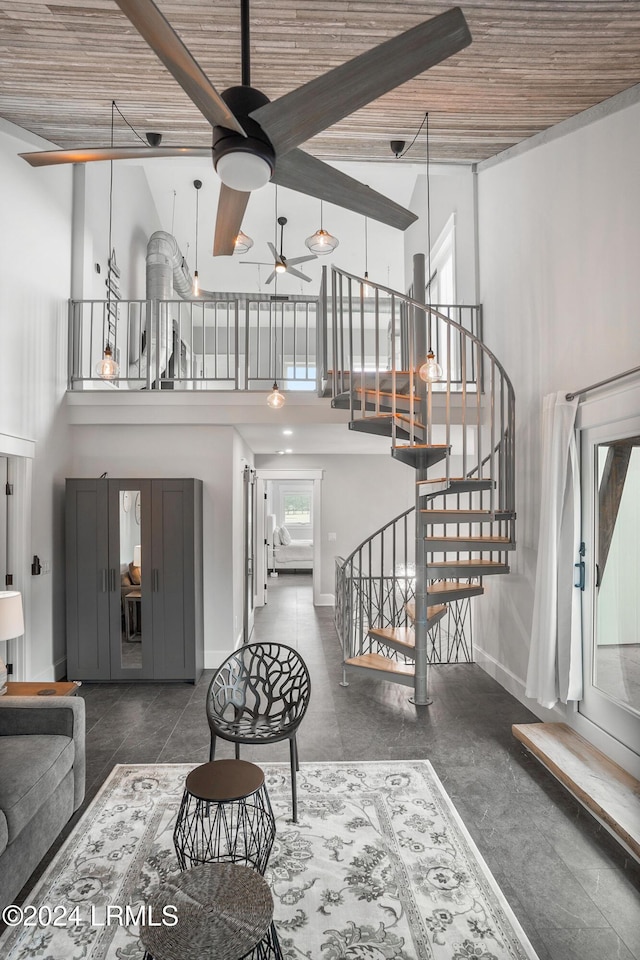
[114, 0, 246, 136]
[287, 254, 317, 267]
[272, 149, 417, 231]
[241, 261, 271, 266]
[265, 271, 277, 285]
[213, 185, 251, 256]
[251, 7, 470, 157]
[20, 146, 211, 167]
[286, 266, 313, 283]
[267, 242, 279, 260]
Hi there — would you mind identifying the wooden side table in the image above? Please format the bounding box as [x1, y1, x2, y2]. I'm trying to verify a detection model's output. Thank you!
[173, 759, 276, 875]
[4, 681, 81, 697]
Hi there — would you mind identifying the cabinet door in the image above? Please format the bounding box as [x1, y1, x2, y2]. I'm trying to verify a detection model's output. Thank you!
[151, 479, 198, 680]
[66, 480, 111, 680]
[108, 479, 154, 680]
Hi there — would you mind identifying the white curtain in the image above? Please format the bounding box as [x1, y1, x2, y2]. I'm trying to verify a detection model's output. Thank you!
[526, 391, 583, 708]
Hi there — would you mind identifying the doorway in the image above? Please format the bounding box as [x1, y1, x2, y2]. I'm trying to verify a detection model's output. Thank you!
[256, 469, 324, 606]
[579, 399, 640, 762]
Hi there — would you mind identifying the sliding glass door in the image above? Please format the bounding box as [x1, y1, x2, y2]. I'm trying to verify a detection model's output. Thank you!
[580, 413, 640, 756]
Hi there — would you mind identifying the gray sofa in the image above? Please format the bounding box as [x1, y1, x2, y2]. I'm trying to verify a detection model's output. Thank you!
[0, 696, 86, 911]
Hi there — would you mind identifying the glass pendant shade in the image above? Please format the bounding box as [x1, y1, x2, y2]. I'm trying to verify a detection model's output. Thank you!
[418, 350, 443, 383]
[305, 227, 339, 255]
[95, 344, 119, 380]
[267, 382, 285, 409]
[233, 231, 254, 254]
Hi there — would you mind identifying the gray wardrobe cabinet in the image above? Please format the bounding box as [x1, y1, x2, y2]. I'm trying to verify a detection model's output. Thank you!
[65, 478, 204, 682]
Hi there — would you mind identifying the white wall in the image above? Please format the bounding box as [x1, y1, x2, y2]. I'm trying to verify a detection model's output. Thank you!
[0, 122, 73, 680]
[475, 98, 640, 720]
[255, 453, 416, 597]
[404, 165, 477, 304]
[68, 423, 242, 667]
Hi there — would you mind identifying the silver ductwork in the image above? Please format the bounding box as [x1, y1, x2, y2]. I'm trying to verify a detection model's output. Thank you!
[146, 230, 217, 300]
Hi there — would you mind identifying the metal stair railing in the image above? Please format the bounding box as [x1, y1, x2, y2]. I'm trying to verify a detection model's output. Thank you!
[325, 266, 515, 518]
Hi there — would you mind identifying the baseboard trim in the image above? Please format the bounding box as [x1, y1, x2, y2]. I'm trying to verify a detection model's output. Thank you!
[316, 593, 335, 607]
[473, 644, 563, 723]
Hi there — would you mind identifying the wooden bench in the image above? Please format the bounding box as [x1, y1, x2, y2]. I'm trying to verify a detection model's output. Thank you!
[512, 722, 640, 861]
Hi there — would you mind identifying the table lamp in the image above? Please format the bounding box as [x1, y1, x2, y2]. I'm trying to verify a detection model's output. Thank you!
[0, 591, 24, 695]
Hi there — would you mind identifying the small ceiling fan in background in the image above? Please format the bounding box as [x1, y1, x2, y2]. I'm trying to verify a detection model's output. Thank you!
[19, 0, 472, 257]
[243, 217, 317, 284]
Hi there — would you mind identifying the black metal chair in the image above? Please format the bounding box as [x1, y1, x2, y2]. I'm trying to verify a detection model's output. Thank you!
[206, 642, 311, 822]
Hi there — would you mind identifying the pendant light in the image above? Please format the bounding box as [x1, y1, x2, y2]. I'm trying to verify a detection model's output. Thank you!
[362, 215, 374, 295]
[192, 179, 202, 296]
[305, 201, 339, 255]
[96, 100, 119, 380]
[233, 230, 253, 254]
[267, 381, 285, 409]
[418, 112, 443, 383]
[96, 343, 120, 380]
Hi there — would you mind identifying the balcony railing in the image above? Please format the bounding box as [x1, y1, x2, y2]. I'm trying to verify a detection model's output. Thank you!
[68, 294, 320, 391]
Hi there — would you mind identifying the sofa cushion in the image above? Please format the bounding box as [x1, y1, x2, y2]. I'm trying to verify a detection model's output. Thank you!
[0, 735, 74, 842]
[0, 809, 7, 856]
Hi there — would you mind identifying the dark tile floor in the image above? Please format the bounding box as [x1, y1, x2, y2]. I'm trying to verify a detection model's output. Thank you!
[15, 575, 640, 959]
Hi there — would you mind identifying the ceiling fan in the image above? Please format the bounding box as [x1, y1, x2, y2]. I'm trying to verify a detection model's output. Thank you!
[19, 0, 472, 257]
[244, 217, 317, 284]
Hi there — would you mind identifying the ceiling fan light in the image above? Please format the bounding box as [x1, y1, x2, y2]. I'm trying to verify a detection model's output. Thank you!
[305, 228, 339, 255]
[216, 152, 272, 191]
[267, 382, 285, 409]
[275, 261, 287, 274]
[233, 231, 253, 254]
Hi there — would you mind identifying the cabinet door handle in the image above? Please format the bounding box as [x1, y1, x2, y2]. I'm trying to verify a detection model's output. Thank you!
[152, 568, 159, 592]
[110, 569, 116, 592]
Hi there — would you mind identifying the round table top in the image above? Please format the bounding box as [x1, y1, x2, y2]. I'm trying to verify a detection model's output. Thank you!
[185, 759, 265, 802]
[140, 862, 273, 960]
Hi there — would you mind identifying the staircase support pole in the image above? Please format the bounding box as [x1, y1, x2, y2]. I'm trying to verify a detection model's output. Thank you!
[411, 468, 432, 706]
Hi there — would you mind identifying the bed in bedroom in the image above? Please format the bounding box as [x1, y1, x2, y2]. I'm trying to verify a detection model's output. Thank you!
[267, 514, 314, 572]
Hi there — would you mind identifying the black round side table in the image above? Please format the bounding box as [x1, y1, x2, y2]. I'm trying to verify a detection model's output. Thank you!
[140, 862, 283, 960]
[173, 759, 276, 875]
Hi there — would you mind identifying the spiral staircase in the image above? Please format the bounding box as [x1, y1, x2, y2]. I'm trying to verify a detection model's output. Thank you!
[326, 261, 516, 705]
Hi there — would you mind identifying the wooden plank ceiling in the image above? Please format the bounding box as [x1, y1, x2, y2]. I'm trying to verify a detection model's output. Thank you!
[1, 0, 639, 164]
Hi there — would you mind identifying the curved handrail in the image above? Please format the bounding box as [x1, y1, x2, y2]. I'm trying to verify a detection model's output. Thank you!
[333, 267, 515, 397]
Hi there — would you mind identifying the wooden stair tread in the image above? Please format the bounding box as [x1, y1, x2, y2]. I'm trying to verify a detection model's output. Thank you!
[345, 653, 415, 677]
[404, 603, 448, 624]
[421, 509, 515, 522]
[355, 387, 414, 400]
[513, 723, 640, 860]
[425, 581, 485, 602]
[430, 559, 509, 569]
[369, 626, 415, 649]
[428, 535, 513, 544]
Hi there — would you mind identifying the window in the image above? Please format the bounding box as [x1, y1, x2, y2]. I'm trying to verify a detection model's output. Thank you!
[282, 492, 312, 526]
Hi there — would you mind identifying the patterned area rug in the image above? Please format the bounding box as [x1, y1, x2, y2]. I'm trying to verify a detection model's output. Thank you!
[0, 761, 539, 960]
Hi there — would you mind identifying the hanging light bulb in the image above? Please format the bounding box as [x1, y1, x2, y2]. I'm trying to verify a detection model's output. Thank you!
[305, 201, 339, 254]
[233, 231, 254, 254]
[418, 350, 443, 383]
[192, 179, 202, 296]
[95, 343, 120, 380]
[275, 260, 287, 274]
[267, 381, 285, 409]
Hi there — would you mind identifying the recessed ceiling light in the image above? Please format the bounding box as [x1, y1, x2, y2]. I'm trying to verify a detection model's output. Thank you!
[276, 449, 285, 455]
[285, 448, 292, 453]
[283, 429, 293, 436]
